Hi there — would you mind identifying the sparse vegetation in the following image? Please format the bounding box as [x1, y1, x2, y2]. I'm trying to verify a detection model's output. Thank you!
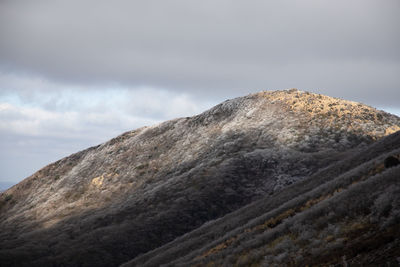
[124, 132, 400, 267]
[384, 155, 400, 168]
[4, 194, 13, 202]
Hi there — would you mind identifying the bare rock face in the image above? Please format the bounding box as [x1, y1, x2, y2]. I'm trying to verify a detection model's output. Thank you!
[1, 89, 399, 266]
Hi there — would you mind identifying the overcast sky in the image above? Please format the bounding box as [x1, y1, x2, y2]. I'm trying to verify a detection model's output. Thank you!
[1, 0, 399, 189]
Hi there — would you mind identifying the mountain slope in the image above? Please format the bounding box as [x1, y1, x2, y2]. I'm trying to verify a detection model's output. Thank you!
[1, 89, 399, 266]
[122, 131, 400, 267]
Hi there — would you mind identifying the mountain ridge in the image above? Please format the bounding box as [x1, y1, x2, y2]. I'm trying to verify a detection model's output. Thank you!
[1, 89, 399, 266]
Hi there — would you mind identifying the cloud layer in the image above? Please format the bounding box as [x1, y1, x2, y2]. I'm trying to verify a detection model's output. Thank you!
[0, 0, 399, 186]
[1, 0, 399, 103]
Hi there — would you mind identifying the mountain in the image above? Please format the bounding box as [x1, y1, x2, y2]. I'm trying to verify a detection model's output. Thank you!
[1, 89, 399, 266]
[123, 130, 400, 267]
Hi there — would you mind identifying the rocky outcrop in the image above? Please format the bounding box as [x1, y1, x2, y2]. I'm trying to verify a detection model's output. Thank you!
[1, 89, 399, 266]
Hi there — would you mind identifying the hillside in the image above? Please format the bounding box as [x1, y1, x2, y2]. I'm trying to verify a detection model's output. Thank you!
[1, 89, 399, 266]
[123, 131, 400, 267]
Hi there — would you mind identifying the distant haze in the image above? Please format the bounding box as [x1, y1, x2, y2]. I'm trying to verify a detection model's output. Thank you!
[1, 0, 399, 187]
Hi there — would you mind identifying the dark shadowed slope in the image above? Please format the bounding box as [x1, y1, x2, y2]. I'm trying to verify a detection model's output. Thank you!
[1, 89, 399, 267]
[122, 131, 400, 267]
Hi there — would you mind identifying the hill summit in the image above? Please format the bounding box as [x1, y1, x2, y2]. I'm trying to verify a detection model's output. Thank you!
[1, 89, 399, 266]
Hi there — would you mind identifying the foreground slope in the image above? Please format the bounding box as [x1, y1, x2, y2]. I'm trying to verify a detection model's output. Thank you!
[123, 131, 400, 267]
[1, 89, 399, 266]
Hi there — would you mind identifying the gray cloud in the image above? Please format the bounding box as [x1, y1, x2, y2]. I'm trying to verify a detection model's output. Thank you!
[1, 0, 400, 187]
[1, 0, 399, 105]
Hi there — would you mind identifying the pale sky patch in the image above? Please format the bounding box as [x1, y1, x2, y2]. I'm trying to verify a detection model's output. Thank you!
[0, 75, 216, 186]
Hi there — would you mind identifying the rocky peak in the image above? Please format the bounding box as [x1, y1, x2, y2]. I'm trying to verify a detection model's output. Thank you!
[191, 89, 399, 151]
[259, 89, 399, 135]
